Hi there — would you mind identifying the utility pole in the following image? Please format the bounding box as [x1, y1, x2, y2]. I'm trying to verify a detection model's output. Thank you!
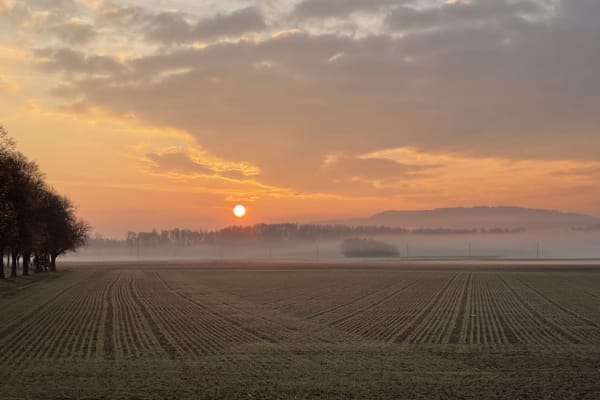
[536, 241, 540, 259]
[317, 228, 322, 260]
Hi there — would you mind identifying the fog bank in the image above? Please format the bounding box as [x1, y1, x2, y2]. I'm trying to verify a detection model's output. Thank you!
[65, 229, 600, 263]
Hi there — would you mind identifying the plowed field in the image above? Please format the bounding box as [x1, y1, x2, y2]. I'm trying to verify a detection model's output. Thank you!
[1, 262, 599, 399]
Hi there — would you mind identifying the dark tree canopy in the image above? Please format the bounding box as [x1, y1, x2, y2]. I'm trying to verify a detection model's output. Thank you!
[0, 125, 89, 277]
[341, 237, 399, 258]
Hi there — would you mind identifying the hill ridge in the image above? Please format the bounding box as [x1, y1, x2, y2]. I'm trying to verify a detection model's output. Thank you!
[340, 206, 599, 230]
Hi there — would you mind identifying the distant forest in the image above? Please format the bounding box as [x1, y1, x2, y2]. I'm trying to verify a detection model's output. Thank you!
[0, 126, 89, 278]
[90, 224, 526, 249]
[573, 224, 600, 232]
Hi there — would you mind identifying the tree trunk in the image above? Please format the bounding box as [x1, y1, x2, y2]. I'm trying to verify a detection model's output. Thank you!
[0, 249, 5, 280]
[10, 252, 18, 278]
[22, 252, 30, 276]
[50, 253, 57, 272]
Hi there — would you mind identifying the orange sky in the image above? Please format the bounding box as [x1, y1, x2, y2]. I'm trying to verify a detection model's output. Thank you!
[2, 0, 600, 236]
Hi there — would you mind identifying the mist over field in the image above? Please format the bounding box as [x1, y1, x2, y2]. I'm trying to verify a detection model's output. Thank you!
[67, 229, 600, 262]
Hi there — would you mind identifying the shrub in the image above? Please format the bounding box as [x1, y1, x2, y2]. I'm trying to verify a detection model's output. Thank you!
[341, 237, 399, 258]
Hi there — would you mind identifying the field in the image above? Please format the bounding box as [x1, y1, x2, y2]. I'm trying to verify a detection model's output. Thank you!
[1, 261, 600, 399]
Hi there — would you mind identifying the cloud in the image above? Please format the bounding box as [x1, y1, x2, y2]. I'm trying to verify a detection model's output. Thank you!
[34, 47, 126, 75]
[193, 7, 266, 40]
[100, 5, 267, 44]
[385, 0, 545, 31]
[3, 1, 267, 49]
[0, 1, 32, 27]
[308, 154, 437, 195]
[50, 19, 96, 44]
[0, 0, 11, 13]
[0, 75, 19, 93]
[145, 151, 215, 176]
[96, 1, 146, 28]
[560, 0, 600, 27]
[358, 146, 600, 209]
[19, 0, 600, 199]
[0, 0, 87, 35]
[142, 147, 261, 182]
[24, 0, 78, 10]
[293, 0, 395, 18]
[322, 154, 432, 180]
[551, 167, 600, 178]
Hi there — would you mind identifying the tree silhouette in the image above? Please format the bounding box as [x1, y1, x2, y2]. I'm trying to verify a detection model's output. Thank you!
[0, 126, 89, 278]
[0, 126, 16, 279]
[4, 153, 45, 276]
[39, 190, 90, 271]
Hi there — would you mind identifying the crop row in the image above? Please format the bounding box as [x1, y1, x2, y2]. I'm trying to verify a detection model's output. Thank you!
[1, 268, 599, 368]
[0, 271, 113, 366]
[275, 272, 600, 345]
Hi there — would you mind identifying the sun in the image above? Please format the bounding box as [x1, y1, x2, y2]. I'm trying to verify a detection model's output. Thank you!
[233, 204, 247, 218]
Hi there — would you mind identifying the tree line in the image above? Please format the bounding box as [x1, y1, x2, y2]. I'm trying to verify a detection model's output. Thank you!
[0, 126, 89, 278]
[87, 224, 412, 249]
[89, 223, 526, 249]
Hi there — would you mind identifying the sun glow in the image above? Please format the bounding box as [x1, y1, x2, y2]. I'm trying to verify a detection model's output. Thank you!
[233, 204, 247, 218]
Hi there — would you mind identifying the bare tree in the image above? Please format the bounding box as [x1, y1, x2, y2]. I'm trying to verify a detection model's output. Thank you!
[39, 190, 90, 271]
[0, 125, 17, 279]
[2, 152, 45, 277]
[0, 126, 89, 278]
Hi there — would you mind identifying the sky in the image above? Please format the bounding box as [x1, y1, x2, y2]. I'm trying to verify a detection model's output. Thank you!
[1, 0, 599, 237]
